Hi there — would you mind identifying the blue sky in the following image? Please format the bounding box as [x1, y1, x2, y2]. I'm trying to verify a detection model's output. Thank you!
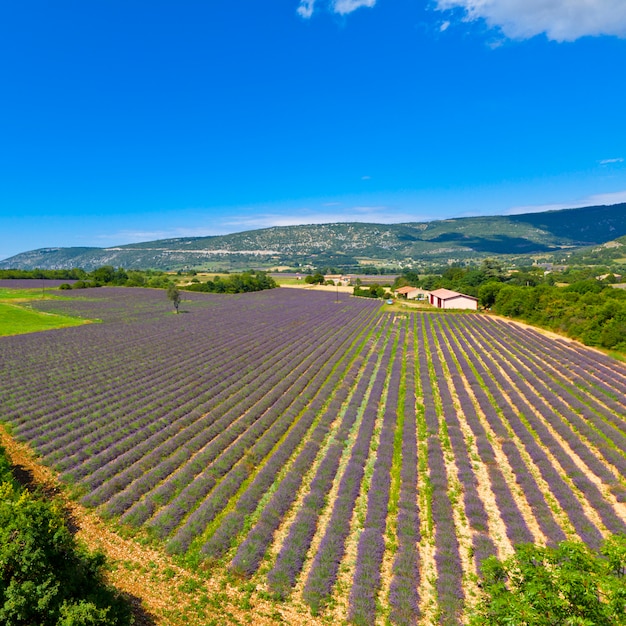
[1, 0, 626, 260]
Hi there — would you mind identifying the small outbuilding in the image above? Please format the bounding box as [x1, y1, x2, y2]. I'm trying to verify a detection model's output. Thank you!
[429, 288, 478, 310]
[394, 286, 430, 301]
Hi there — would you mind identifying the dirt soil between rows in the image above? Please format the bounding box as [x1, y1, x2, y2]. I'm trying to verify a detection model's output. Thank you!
[0, 426, 322, 626]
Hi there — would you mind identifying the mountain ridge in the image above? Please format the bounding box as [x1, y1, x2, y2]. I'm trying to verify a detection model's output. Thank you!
[3, 203, 626, 270]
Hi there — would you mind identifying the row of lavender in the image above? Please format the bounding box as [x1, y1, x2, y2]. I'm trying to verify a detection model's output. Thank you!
[0, 288, 382, 546]
[237, 311, 626, 624]
[2, 287, 625, 625]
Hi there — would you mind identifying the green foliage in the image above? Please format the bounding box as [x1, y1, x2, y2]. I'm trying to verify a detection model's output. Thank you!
[125, 271, 147, 287]
[0, 269, 87, 280]
[304, 272, 325, 285]
[91, 266, 128, 285]
[470, 536, 626, 626]
[145, 275, 172, 289]
[0, 447, 132, 626]
[478, 281, 505, 308]
[183, 271, 277, 294]
[491, 282, 626, 351]
[167, 285, 182, 313]
[564, 279, 605, 295]
[494, 285, 531, 317]
[57, 267, 170, 289]
[71, 280, 100, 290]
[0, 447, 17, 489]
[353, 284, 387, 298]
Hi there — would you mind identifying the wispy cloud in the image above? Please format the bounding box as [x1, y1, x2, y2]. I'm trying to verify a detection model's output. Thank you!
[95, 227, 223, 245]
[223, 205, 415, 230]
[434, 0, 626, 42]
[505, 189, 626, 215]
[297, 0, 316, 18]
[297, 0, 376, 19]
[600, 157, 624, 165]
[585, 190, 626, 205]
[332, 0, 376, 16]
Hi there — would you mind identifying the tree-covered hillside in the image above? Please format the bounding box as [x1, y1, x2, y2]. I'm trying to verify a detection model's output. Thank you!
[2, 203, 625, 271]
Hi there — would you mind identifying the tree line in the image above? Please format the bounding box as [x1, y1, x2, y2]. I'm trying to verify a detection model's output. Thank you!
[183, 271, 277, 294]
[1, 266, 278, 295]
[0, 267, 172, 289]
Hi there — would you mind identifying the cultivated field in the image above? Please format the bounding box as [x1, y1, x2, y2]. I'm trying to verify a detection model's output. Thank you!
[1, 287, 625, 625]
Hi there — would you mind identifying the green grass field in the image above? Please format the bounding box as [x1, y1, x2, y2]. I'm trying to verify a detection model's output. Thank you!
[0, 288, 51, 300]
[0, 289, 89, 336]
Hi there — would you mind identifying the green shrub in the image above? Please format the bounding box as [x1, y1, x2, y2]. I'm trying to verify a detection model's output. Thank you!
[471, 536, 626, 626]
[0, 447, 132, 626]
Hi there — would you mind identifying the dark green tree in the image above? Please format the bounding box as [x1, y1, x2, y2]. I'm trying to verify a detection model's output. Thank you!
[478, 281, 505, 308]
[91, 266, 128, 285]
[304, 272, 325, 285]
[167, 284, 182, 313]
[493, 285, 531, 317]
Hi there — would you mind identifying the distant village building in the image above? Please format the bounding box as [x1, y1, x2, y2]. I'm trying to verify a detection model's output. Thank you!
[534, 262, 567, 273]
[394, 286, 429, 301]
[428, 288, 478, 310]
[324, 274, 351, 286]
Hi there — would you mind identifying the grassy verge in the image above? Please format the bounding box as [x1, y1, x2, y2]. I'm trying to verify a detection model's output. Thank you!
[0, 288, 91, 336]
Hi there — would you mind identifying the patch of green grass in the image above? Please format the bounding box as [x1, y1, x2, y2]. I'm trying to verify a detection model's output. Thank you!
[0, 287, 48, 300]
[0, 302, 87, 336]
[272, 276, 305, 286]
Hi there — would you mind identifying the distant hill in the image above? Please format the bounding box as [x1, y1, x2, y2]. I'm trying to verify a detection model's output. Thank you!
[2, 203, 626, 271]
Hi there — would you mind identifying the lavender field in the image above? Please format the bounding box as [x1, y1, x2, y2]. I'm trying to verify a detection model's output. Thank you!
[1, 286, 625, 625]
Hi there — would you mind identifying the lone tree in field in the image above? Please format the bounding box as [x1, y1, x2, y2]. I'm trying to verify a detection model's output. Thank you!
[167, 284, 182, 313]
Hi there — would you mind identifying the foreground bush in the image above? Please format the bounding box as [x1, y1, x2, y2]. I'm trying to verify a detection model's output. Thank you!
[0, 446, 132, 626]
[471, 536, 626, 626]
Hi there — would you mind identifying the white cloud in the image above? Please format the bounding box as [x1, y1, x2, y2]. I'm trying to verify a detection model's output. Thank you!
[600, 157, 624, 165]
[297, 0, 316, 18]
[332, 0, 376, 16]
[223, 205, 415, 231]
[297, 0, 376, 19]
[95, 227, 225, 244]
[434, 0, 626, 42]
[505, 189, 626, 215]
[585, 190, 626, 205]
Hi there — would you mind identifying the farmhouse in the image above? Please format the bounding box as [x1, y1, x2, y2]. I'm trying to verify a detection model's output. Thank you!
[429, 288, 478, 310]
[394, 286, 429, 300]
[324, 274, 351, 286]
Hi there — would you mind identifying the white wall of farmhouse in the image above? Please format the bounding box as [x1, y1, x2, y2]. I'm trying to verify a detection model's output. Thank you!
[441, 295, 477, 310]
